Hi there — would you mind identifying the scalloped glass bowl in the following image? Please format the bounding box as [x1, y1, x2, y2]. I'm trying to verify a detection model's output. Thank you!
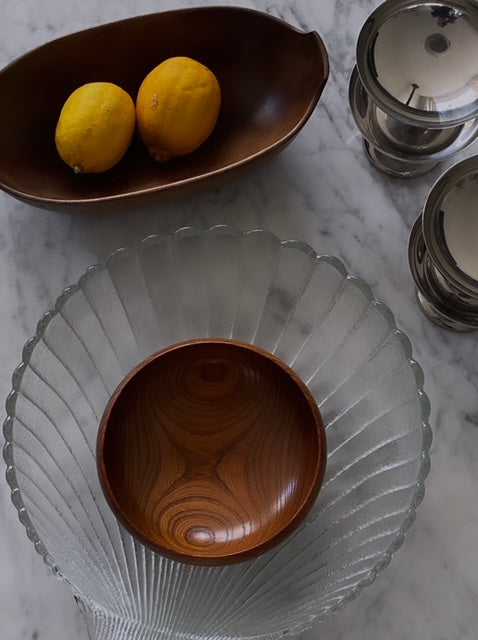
[3, 225, 431, 640]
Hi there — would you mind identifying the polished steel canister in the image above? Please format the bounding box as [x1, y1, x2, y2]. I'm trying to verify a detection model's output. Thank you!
[409, 155, 478, 330]
[350, 0, 478, 177]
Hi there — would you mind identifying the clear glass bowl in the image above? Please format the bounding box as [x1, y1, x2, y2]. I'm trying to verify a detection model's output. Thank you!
[3, 225, 431, 640]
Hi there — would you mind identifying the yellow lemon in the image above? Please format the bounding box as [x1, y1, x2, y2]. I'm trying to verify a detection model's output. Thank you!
[55, 82, 136, 174]
[136, 56, 221, 162]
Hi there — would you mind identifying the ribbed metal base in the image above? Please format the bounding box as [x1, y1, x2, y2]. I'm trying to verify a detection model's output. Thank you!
[408, 217, 478, 331]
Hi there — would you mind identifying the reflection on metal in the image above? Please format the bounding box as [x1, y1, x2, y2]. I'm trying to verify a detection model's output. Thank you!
[350, 0, 478, 177]
[409, 156, 478, 330]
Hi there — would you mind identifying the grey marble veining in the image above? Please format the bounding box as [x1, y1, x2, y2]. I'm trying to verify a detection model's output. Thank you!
[1, 1, 477, 639]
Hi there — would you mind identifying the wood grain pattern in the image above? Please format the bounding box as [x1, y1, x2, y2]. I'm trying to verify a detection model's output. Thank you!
[97, 339, 326, 564]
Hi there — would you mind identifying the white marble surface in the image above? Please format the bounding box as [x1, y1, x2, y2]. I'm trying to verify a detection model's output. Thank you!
[1, 1, 477, 639]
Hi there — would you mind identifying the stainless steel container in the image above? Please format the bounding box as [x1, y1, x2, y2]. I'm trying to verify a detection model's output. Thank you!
[350, 0, 478, 177]
[409, 155, 478, 330]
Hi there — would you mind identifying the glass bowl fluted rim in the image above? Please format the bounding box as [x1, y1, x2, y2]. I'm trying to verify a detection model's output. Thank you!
[2, 224, 432, 631]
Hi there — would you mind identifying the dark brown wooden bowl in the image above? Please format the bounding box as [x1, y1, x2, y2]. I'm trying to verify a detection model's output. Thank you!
[97, 339, 327, 565]
[0, 7, 329, 212]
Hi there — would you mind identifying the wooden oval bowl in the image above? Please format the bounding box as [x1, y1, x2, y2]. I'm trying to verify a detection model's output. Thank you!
[97, 339, 327, 565]
[0, 7, 329, 212]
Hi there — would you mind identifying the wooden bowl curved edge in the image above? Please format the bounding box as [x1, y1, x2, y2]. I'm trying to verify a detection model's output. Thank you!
[97, 338, 327, 565]
[0, 7, 329, 212]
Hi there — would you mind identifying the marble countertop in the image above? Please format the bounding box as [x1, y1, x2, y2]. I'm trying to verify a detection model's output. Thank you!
[1, 1, 477, 639]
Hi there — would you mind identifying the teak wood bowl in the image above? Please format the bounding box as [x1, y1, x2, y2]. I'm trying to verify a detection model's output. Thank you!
[97, 338, 327, 565]
[0, 7, 329, 212]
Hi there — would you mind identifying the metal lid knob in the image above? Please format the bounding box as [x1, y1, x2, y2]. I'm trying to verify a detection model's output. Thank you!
[357, 0, 478, 127]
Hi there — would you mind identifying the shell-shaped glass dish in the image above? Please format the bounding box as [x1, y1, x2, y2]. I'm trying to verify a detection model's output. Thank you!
[3, 225, 431, 640]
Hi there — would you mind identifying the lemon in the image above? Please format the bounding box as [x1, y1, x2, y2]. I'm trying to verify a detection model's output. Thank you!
[136, 56, 221, 162]
[55, 82, 136, 174]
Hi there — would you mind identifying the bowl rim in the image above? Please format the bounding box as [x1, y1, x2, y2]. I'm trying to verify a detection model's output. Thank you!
[2, 225, 432, 634]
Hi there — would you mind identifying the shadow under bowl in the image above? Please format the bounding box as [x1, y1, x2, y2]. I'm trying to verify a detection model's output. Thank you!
[0, 7, 329, 212]
[97, 338, 327, 565]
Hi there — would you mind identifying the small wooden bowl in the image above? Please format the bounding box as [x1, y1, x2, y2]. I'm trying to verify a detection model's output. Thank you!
[0, 7, 329, 212]
[97, 339, 327, 565]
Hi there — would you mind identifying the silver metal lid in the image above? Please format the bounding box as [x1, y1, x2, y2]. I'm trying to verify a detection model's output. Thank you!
[423, 155, 478, 293]
[357, 0, 478, 127]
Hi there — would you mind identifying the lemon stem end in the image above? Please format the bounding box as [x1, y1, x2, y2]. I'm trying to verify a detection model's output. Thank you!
[149, 147, 173, 163]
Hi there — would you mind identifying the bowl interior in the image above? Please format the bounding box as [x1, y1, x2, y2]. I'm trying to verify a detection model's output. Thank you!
[0, 7, 328, 208]
[97, 338, 327, 565]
